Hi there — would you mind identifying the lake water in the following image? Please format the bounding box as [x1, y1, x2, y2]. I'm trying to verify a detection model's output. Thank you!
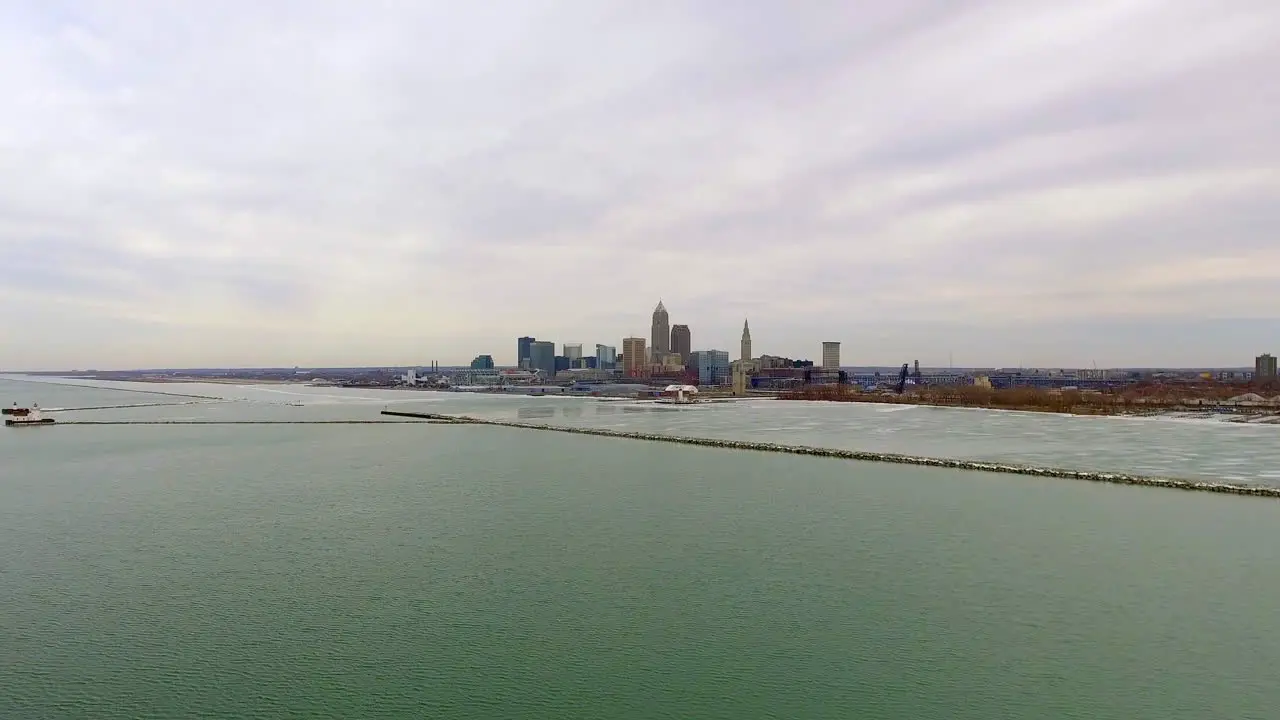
[3, 376, 1279, 718]
[10, 375, 1276, 484]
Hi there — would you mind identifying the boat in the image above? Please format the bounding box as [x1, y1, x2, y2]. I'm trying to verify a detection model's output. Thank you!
[3, 403, 55, 427]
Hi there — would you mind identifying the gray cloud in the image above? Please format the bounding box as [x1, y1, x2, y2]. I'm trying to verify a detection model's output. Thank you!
[2, 0, 1278, 369]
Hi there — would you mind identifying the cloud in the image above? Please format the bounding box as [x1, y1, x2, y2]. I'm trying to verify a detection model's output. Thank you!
[1, 0, 1278, 369]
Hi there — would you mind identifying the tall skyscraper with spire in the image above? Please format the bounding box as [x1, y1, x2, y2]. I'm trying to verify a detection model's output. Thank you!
[651, 301, 670, 358]
[732, 318, 752, 397]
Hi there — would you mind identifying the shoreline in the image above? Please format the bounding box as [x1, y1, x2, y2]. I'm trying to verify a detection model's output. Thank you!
[778, 395, 1280, 423]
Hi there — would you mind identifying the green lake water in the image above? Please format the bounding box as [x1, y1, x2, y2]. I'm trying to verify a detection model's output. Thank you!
[2, 378, 1278, 718]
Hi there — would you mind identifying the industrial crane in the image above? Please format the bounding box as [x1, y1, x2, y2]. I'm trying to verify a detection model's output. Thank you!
[895, 363, 910, 394]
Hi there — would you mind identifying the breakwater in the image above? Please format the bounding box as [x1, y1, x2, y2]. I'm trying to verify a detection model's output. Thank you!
[3, 377, 223, 400]
[55, 420, 445, 426]
[382, 411, 1280, 499]
[381, 410, 475, 422]
[44, 401, 221, 412]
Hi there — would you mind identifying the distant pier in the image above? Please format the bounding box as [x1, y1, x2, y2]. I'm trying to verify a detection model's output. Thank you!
[55, 419, 449, 426]
[380, 410, 1280, 500]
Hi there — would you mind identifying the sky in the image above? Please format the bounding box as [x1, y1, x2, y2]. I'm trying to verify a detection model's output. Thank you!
[2, 0, 1278, 370]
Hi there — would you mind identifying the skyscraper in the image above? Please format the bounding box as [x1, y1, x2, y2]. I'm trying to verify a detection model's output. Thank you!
[651, 301, 670, 358]
[691, 350, 730, 386]
[670, 324, 691, 364]
[821, 342, 840, 370]
[595, 344, 617, 370]
[470, 354, 494, 370]
[517, 336, 536, 369]
[623, 337, 646, 377]
[529, 341, 556, 378]
[740, 319, 752, 362]
[1258, 353, 1278, 379]
[563, 344, 582, 362]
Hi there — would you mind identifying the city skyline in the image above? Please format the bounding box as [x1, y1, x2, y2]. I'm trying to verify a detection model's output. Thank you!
[2, 1, 1279, 370]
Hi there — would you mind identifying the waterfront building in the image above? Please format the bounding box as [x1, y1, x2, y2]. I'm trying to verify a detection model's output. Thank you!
[691, 350, 730, 386]
[1258, 353, 1278, 379]
[517, 336, 535, 369]
[555, 355, 570, 373]
[757, 355, 792, 370]
[529, 341, 556, 379]
[563, 344, 583, 362]
[470, 354, 495, 370]
[671, 324, 691, 365]
[595, 344, 617, 370]
[822, 342, 840, 370]
[623, 337, 647, 378]
[651, 301, 670, 359]
[752, 366, 808, 390]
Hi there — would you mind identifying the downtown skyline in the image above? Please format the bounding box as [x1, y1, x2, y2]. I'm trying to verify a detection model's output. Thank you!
[2, 1, 1279, 371]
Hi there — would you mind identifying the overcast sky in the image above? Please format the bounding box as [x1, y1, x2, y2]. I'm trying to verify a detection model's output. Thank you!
[2, 0, 1278, 370]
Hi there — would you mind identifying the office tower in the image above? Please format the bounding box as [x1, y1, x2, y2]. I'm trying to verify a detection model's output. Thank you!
[651, 301, 670, 358]
[1258, 353, 1278, 378]
[740, 319, 752, 362]
[671, 324, 691, 364]
[563, 344, 583, 362]
[470, 354, 494, 370]
[821, 342, 840, 370]
[529, 341, 556, 378]
[623, 337, 646, 377]
[692, 350, 730, 386]
[595, 344, 617, 370]
[555, 356, 570, 373]
[517, 336, 535, 369]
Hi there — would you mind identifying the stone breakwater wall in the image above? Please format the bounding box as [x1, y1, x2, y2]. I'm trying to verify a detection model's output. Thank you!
[383, 410, 1280, 499]
[57, 419, 445, 425]
[44, 401, 218, 413]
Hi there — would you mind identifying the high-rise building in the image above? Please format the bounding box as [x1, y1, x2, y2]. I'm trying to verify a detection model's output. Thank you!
[595, 344, 617, 370]
[529, 341, 556, 378]
[563, 344, 583, 362]
[691, 350, 730, 386]
[470, 354, 494, 370]
[554, 355, 570, 373]
[517, 336, 536, 369]
[821, 342, 840, 370]
[623, 337, 646, 377]
[671, 324, 691, 364]
[740, 319, 752, 362]
[651, 301, 670, 358]
[1257, 353, 1278, 379]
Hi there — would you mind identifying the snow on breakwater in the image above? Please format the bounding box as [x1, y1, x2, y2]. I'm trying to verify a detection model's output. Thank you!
[386, 411, 1280, 499]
